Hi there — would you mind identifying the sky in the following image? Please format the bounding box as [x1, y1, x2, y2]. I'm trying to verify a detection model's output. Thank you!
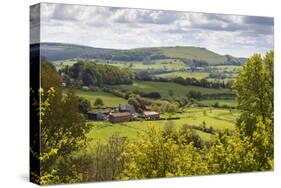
[30, 3, 274, 58]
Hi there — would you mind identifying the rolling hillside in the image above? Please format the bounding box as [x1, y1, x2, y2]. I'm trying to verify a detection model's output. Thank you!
[157, 46, 227, 65]
[34, 42, 247, 65]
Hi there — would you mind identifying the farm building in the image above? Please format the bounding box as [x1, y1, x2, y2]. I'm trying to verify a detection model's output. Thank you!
[143, 111, 160, 120]
[119, 104, 135, 114]
[87, 110, 110, 121]
[109, 112, 131, 123]
[82, 86, 89, 91]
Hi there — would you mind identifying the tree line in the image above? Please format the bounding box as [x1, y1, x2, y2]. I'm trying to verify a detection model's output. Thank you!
[61, 61, 234, 89]
[135, 72, 234, 89]
[61, 61, 134, 86]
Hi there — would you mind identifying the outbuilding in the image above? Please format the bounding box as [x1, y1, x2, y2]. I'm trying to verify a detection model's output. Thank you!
[87, 110, 110, 121]
[119, 104, 135, 114]
[143, 111, 160, 120]
[109, 112, 131, 123]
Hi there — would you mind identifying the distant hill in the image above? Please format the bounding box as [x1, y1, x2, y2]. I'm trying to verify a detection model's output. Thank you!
[32, 43, 115, 61]
[32, 42, 247, 65]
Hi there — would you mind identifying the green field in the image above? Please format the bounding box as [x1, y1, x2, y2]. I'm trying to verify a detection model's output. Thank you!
[159, 46, 227, 65]
[206, 78, 236, 83]
[60, 65, 238, 147]
[65, 84, 238, 145]
[63, 89, 127, 108]
[110, 81, 233, 97]
[52, 59, 243, 85]
[209, 65, 242, 72]
[86, 107, 239, 145]
[131, 60, 187, 71]
[52, 60, 77, 70]
[64, 82, 235, 109]
[96, 59, 188, 71]
[199, 99, 237, 107]
[155, 72, 209, 79]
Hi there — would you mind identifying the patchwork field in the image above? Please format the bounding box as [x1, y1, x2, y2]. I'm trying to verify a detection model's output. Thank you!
[209, 65, 243, 72]
[52, 59, 242, 84]
[86, 107, 239, 145]
[97, 59, 188, 71]
[64, 89, 127, 108]
[199, 99, 237, 107]
[110, 80, 233, 97]
[59, 60, 240, 151]
[155, 72, 209, 79]
[66, 86, 238, 147]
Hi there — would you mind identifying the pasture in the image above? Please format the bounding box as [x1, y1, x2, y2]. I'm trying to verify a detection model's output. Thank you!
[64, 89, 127, 108]
[155, 72, 209, 79]
[96, 59, 188, 71]
[159, 46, 227, 65]
[199, 99, 237, 107]
[110, 80, 233, 97]
[52, 59, 77, 70]
[86, 107, 240, 144]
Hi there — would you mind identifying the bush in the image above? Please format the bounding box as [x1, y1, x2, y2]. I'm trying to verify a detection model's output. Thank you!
[213, 101, 220, 108]
[78, 97, 91, 113]
[160, 102, 178, 113]
[187, 90, 202, 100]
[94, 98, 104, 106]
[150, 104, 161, 113]
[142, 92, 161, 99]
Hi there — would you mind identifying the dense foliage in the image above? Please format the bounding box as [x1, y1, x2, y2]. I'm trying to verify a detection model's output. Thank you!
[78, 97, 91, 113]
[233, 51, 274, 136]
[32, 63, 91, 184]
[135, 73, 233, 89]
[67, 61, 134, 86]
[233, 51, 274, 169]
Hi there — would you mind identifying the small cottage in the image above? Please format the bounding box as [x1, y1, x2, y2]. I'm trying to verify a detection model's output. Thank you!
[143, 111, 160, 120]
[109, 112, 131, 123]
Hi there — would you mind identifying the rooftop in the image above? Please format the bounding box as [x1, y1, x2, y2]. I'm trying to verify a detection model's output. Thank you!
[110, 112, 131, 117]
[88, 109, 111, 114]
[143, 111, 159, 116]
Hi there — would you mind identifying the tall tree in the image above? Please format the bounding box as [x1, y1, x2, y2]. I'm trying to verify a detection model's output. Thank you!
[233, 51, 274, 136]
[39, 62, 90, 184]
[233, 51, 274, 170]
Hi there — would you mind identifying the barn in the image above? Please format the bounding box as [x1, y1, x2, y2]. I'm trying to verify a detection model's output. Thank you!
[143, 111, 160, 120]
[87, 110, 110, 121]
[109, 112, 131, 123]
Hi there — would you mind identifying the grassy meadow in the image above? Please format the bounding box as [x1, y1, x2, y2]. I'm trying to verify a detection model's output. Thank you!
[86, 107, 239, 144]
[74, 90, 127, 107]
[109, 80, 233, 97]
[155, 72, 209, 79]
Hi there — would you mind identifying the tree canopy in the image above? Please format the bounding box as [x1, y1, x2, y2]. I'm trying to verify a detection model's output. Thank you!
[67, 61, 134, 86]
[233, 51, 273, 136]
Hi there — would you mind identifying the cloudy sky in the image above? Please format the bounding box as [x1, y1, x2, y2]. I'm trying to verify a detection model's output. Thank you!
[30, 3, 274, 57]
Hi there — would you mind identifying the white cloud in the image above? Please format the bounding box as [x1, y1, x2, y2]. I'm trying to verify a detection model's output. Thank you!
[36, 3, 274, 57]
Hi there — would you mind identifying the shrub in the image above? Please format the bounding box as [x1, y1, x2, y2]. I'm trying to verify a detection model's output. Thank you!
[94, 98, 104, 106]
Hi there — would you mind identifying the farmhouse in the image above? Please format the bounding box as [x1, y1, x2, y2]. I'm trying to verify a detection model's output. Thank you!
[109, 112, 131, 123]
[87, 110, 110, 121]
[143, 111, 160, 120]
[119, 104, 135, 114]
